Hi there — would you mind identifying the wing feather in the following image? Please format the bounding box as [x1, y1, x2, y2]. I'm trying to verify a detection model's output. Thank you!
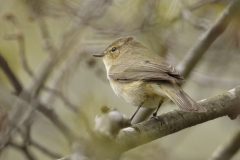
[160, 82, 207, 112]
[109, 57, 184, 84]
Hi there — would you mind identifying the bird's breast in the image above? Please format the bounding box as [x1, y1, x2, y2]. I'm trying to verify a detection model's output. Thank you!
[109, 80, 144, 104]
[109, 79, 165, 108]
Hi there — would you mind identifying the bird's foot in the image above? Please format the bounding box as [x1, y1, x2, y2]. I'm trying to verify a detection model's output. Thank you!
[150, 114, 163, 124]
[150, 115, 159, 120]
[150, 112, 158, 119]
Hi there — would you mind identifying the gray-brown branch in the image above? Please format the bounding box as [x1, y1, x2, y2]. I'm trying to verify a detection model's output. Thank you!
[114, 86, 240, 155]
[0, 54, 23, 94]
[60, 86, 240, 160]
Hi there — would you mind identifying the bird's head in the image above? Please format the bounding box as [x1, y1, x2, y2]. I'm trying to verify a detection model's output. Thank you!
[92, 36, 135, 67]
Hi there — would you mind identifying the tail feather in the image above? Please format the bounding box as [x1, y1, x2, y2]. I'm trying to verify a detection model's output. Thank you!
[160, 82, 207, 112]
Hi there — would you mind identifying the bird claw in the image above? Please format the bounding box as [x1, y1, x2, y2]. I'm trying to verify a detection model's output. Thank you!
[150, 114, 158, 120]
[150, 112, 158, 119]
[150, 114, 163, 124]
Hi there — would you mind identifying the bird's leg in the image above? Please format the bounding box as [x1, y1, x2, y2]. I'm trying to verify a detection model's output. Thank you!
[151, 103, 161, 118]
[150, 100, 164, 119]
[130, 104, 142, 122]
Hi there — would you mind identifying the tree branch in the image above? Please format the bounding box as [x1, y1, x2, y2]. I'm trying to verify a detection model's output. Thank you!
[208, 128, 240, 160]
[4, 14, 34, 76]
[115, 86, 240, 154]
[192, 71, 240, 87]
[8, 141, 37, 160]
[58, 155, 71, 160]
[31, 139, 62, 159]
[4, 14, 79, 113]
[60, 86, 240, 160]
[0, 54, 23, 94]
[0, 53, 72, 140]
[188, 0, 221, 11]
[178, 0, 240, 78]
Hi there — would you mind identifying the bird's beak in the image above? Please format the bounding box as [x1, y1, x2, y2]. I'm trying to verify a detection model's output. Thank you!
[92, 53, 105, 57]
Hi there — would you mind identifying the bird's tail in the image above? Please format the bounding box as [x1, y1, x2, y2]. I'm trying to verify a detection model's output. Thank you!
[159, 82, 207, 112]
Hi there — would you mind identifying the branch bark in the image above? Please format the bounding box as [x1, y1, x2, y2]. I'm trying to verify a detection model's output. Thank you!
[61, 86, 240, 160]
[114, 86, 240, 155]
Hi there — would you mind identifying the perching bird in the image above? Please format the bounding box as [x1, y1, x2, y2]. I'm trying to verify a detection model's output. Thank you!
[93, 36, 206, 122]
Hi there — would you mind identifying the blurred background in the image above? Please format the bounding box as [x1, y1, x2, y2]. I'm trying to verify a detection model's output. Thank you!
[0, 0, 240, 160]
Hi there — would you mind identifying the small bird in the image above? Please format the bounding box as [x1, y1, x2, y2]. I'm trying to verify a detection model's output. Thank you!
[93, 36, 206, 122]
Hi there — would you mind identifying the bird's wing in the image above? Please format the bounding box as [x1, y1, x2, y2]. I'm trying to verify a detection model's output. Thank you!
[160, 82, 206, 112]
[109, 58, 185, 84]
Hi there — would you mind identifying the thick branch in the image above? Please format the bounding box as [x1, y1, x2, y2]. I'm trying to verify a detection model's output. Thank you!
[115, 86, 240, 154]
[60, 86, 240, 160]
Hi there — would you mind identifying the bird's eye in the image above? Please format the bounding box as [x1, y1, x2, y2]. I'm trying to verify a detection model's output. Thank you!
[111, 47, 117, 52]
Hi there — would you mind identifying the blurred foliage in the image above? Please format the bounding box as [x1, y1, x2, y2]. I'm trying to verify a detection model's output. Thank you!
[0, 0, 240, 160]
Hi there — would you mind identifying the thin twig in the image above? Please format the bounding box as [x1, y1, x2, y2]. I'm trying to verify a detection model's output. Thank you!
[0, 54, 72, 140]
[15, 99, 38, 141]
[167, 0, 224, 31]
[1, 98, 39, 156]
[5, 14, 76, 114]
[0, 54, 23, 94]
[17, 121, 63, 159]
[58, 155, 71, 160]
[181, 8, 210, 30]
[4, 14, 78, 112]
[25, 0, 58, 56]
[9, 141, 37, 160]
[20, 94, 73, 140]
[0, 112, 11, 153]
[43, 86, 78, 112]
[188, 0, 221, 11]
[31, 139, 62, 159]
[43, 47, 94, 135]
[43, 48, 84, 110]
[4, 14, 34, 76]
[179, 0, 210, 30]
[177, 0, 240, 78]
[192, 72, 240, 87]
[20, 109, 35, 146]
[36, 16, 57, 56]
[208, 128, 240, 160]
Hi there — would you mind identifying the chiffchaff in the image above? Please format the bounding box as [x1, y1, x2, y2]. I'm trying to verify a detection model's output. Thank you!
[93, 36, 206, 122]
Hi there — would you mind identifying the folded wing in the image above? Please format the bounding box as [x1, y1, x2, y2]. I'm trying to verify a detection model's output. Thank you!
[109, 57, 185, 84]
